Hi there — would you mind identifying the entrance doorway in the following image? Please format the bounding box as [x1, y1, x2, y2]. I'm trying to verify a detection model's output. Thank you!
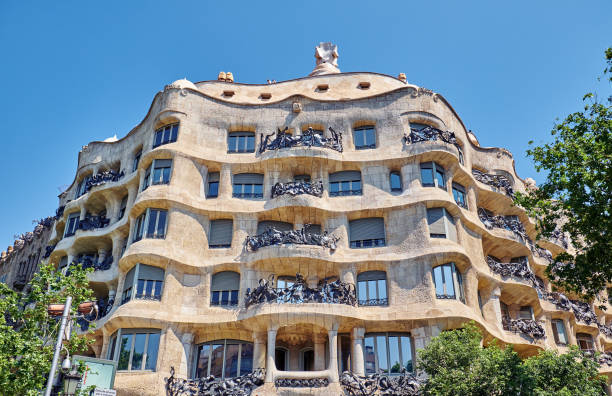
[275, 348, 288, 371]
[301, 349, 314, 371]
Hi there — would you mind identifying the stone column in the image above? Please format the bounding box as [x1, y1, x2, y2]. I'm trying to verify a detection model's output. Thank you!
[488, 287, 503, 330]
[253, 332, 266, 370]
[79, 206, 87, 221]
[314, 334, 326, 371]
[219, 164, 233, 199]
[97, 247, 107, 266]
[265, 327, 278, 383]
[351, 327, 365, 376]
[327, 325, 340, 383]
[179, 333, 195, 378]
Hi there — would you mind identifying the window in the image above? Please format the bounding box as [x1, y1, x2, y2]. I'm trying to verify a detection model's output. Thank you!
[432, 263, 464, 302]
[194, 339, 253, 379]
[353, 126, 376, 149]
[452, 182, 467, 209]
[142, 159, 172, 190]
[364, 333, 413, 374]
[256, 221, 293, 235]
[577, 333, 595, 353]
[501, 302, 511, 330]
[477, 290, 484, 316]
[75, 175, 91, 198]
[227, 131, 255, 153]
[457, 146, 464, 165]
[211, 271, 240, 307]
[133, 150, 142, 172]
[209, 219, 233, 248]
[207, 172, 219, 198]
[357, 271, 388, 306]
[119, 195, 128, 220]
[427, 208, 457, 241]
[121, 264, 165, 304]
[153, 123, 178, 148]
[420, 162, 446, 190]
[390, 171, 402, 192]
[232, 173, 264, 199]
[107, 329, 160, 371]
[64, 213, 80, 237]
[329, 171, 362, 197]
[551, 319, 568, 345]
[133, 208, 168, 242]
[518, 306, 533, 320]
[294, 174, 311, 183]
[349, 218, 386, 248]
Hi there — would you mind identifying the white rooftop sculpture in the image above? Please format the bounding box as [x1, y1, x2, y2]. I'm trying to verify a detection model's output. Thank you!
[309, 42, 340, 76]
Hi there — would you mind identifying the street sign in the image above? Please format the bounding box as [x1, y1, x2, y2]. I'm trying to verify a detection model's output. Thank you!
[72, 355, 117, 392]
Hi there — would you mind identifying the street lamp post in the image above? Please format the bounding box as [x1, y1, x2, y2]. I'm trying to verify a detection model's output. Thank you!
[43, 295, 72, 396]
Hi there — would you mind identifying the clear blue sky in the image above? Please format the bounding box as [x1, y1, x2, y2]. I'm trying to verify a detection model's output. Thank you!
[0, 1, 610, 250]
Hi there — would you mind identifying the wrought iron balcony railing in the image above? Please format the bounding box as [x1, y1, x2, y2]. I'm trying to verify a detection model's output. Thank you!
[244, 274, 356, 308]
[85, 169, 125, 192]
[77, 214, 110, 231]
[502, 317, 546, 340]
[259, 126, 343, 153]
[271, 180, 324, 198]
[358, 298, 388, 306]
[472, 169, 514, 197]
[166, 366, 265, 396]
[77, 296, 115, 331]
[245, 225, 339, 252]
[403, 125, 462, 151]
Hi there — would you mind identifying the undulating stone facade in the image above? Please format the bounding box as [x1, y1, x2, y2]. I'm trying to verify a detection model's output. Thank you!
[16, 43, 612, 395]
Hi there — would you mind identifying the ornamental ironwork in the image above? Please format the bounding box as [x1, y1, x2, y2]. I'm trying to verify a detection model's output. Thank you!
[165, 366, 265, 396]
[503, 318, 546, 340]
[244, 224, 338, 252]
[244, 273, 357, 308]
[403, 125, 461, 151]
[259, 127, 343, 153]
[271, 180, 323, 198]
[55, 205, 65, 219]
[486, 256, 533, 280]
[68, 254, 113, 273]
[77, 295, 115, 331]
[599, 352, 612, 366]
[77, 214, 110, 231]
[85, 169, 125, 191]
[43, 244, 56, 259]
[275, 378, 329, 388]
[340, 370, 423, 396]
[472, 169, 514, 197]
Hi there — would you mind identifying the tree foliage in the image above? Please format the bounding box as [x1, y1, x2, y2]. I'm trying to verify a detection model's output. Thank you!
[513, 48, 612, 300]
[417, 323, 607, 395]
[0, 263, 94, 395]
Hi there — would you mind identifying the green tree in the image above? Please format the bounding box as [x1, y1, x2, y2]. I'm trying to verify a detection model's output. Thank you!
[0, 263, 95, 395]
[417, 322, 524, 395]
[514, 48, 612, 300]
[418, 322, 607, 395]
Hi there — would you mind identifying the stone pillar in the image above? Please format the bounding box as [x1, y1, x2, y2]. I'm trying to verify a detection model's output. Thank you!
[488, 287, 503, 330]
[219, 164, 233, 199]
[97, 248, 107, 266]
[265, 327, 278, 383]
[79, 206, 87, 221]
[253, 332, 266, 369]
[314, 334, 326, 371]
[327, 325, 340, 383]
[351, 327, 365, 376]
[179, 333, 195, 378]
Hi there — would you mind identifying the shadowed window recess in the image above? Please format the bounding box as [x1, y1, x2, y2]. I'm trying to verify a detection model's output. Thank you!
[153, 123, 179, 148]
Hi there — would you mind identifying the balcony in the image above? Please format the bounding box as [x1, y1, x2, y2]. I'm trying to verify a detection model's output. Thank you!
[502, 317, 545, 340]
[472, 169, 514, 197]
[259, 127, 343, 153]
[77, 295, 115, 331]
[166, 367, 264, 396]
[77, 213, 110, 231]
[403, 125, 462, 151]
[69, 254, 113, 273]
[244, 274, 356, 308]
[244, 225, 339, 252]
[85, 169, 125, 191]
[271, 180, 324, 198]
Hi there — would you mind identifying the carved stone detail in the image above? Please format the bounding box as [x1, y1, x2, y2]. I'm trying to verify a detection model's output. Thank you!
[271, 180, 323, 198]
[259, 127, 342, 153]
[244, 273, 356, 308]
[165, 366, 265, 396]
[245, 224, 338, 252]
[340, 370, 423, 396]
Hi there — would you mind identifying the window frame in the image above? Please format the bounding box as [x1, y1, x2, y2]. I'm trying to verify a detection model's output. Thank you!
[389, 171, 402, 193]
[227, 131, 256, 154]
[210, 271, 240, 307]
[329, 171, 363, 197]
[121, 263, 165, 305]
[142, 159, 173, 191]
[420, 161, 446, 190]
[577, 333, 595, 353]
[232, 173, 264, 199]
[452, 182, 468, 209]
[426, 207, 456, 240]
[133, 150, 142, 172]
[349, 218, 386, 249]
[107, 328, 161, 372]
[353, 126, 376, 150]
[132, 208, 168, 242]
[357, 271, 388, 306]
[64, 213, 80, 237]
[363, 332, 413, 375]
[208, 219, 233, 248]
[75, 175, 91, 199]
[207, 172, 220, 199]
[153, 123, 179, 148]
[551, 319, 568, 345]
[192, 339, 254, 379]
[432, 262, 464, 302]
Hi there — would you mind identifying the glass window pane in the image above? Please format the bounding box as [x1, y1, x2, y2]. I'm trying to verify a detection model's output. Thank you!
[341, 181, 350, 192]
[253, 184, 263, 196]
[132, 333, 146, 370]
[391, 173, 401, 190]
[228, 136, 237, 152]
[400, 336, 413, 372]
[436, 169, 446, 188]
[171, 124, 178, 141]
[154, 281, 162, 299]
[196, 344, 210, 378]
[156, 211, 167, 237]
[443, 265, 455, 297]
[433, 267, 444, 296]
[145, 333, 160, 371]
[136, 279, 145, 297]
[152, 168, 161, 184]
[366, 129, 375, 146]
[221, 290, 229, 305]
[388, 336, 401, 373]
[355, 130, 364, 147]
[147, 211, 158, 237]
[240, 343, 253, 375]
[353, 180, 361, 192]
[154, 131, 162, 147]
[376, 336, 388, 373]
[210, 343, 225, 377]
[378, 279, 387, 300]
[246, 136, 255, 152]
[118, 334, 133, 370]
[230, 290, 238, 306]
[209, 182, 219, 197]
[421, 168, 434, 186]
[145, 280, 153, 297]
[224, 343, 240, 378]
[162, 167, 171, 183]
[364, 337, 376, 374]
[233, 183, 242, 196]
[108, 335, 117, 360]
[358, 281, 367, 302]
[367, 280, 377, 300]
[330, 182, 339, 194]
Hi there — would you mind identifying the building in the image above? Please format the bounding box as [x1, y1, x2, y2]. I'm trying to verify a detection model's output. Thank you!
[35, 43, 612, 395]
